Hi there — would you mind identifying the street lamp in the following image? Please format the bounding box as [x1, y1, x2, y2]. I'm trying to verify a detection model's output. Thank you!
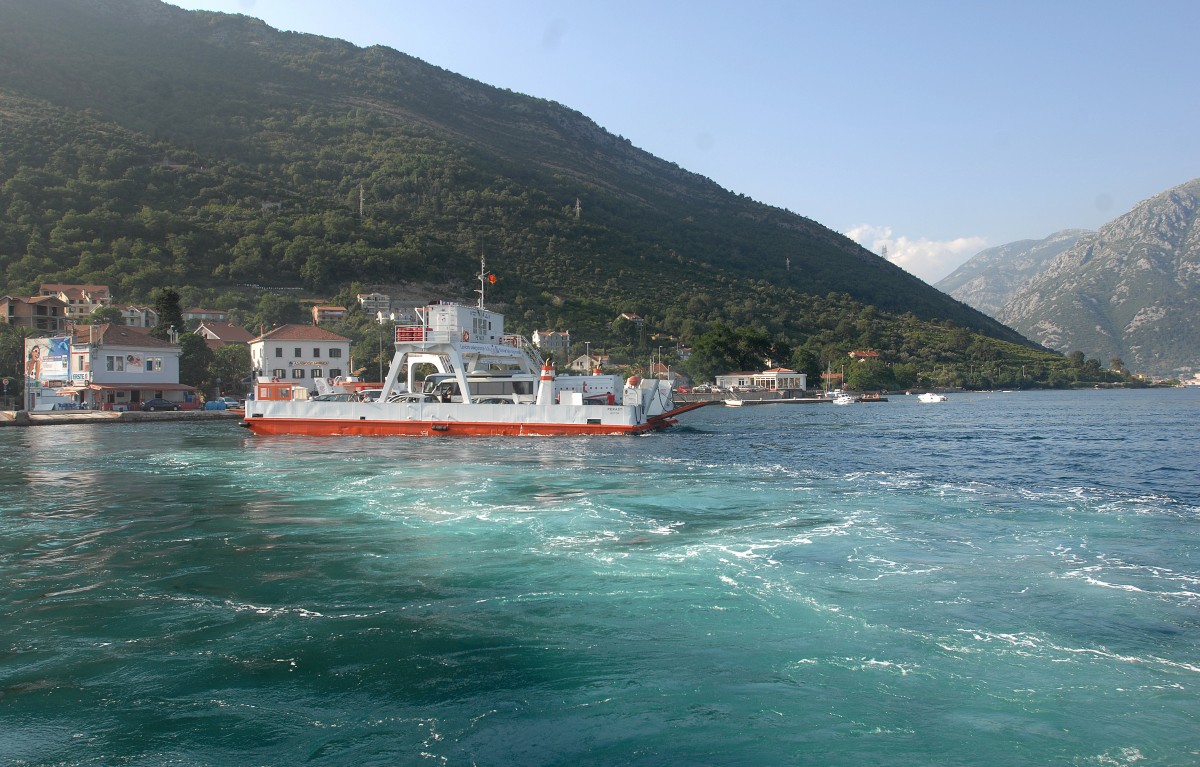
[376, 311, 394, 382]
[376, 312, 383, 381]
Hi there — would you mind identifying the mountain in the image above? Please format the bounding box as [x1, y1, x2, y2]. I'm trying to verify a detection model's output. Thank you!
[935, 229, 1092, 318]
[998, 178, 1200, 376]
[0, 0, 1030, 354]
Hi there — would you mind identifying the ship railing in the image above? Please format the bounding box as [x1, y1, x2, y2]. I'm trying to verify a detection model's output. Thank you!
[394, 325, 428, 342]
[502, 334, 544, 367]
[394, 326, 466, 344]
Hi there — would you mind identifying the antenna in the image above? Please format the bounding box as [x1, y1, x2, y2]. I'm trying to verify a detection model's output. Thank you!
[476, 252, 495, 309]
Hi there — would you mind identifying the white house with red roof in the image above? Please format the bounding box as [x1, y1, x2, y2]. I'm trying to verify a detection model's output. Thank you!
[250, 324, 352, 387]
[38, 324, 200, 411]
[717, 367, 807, 392]
[38, 283, 111, 320]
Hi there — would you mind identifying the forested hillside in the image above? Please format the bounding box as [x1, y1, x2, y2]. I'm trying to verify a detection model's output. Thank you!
[0, 0, 1114, 390]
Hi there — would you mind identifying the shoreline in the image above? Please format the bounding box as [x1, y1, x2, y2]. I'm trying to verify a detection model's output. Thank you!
[0, 410, 244, 427]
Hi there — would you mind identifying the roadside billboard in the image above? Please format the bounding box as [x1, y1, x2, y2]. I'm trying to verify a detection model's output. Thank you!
[24, 337, 70, 386]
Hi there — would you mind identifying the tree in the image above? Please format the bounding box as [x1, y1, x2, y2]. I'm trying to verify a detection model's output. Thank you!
[788, 347, 821, 384]
[844, 359, 894, 391]
[253, 293, 305, 330]
[211, 343, 252, 394]
[683, 322, 740, 383]
[151, 287, 185, 341]
[178, 333, 215, 392]
[83, 305, 125, 325]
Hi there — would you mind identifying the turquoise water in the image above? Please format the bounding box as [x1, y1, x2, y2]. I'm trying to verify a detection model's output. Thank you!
[2, 389, 1198, 765]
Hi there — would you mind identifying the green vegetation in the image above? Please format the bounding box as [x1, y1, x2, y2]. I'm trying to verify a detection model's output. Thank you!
[0, 0, 1142, 393]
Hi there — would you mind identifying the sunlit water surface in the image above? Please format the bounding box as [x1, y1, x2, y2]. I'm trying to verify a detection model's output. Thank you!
[2, 389, 1197, 765]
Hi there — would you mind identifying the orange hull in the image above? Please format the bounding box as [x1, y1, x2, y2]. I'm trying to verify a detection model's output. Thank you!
[240, 402, 708, 437]
[243, 417, 670, 437]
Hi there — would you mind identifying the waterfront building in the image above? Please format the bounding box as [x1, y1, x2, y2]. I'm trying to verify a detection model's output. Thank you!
[26, 324, 198, 411]
[249, 325, 352, 388]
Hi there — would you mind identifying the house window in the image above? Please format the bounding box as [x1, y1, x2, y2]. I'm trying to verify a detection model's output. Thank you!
[271, 368, 286, 379]
[328, 348, 342, 358]
[313, 348, 321, 358]
[294, 348, 302, 357]
[292, 369, 305, 379]
[106, 355, 124, 372]
[275, 348, 283, 358]
[311, 368, 323, 379]
[329, 368, 343, 379]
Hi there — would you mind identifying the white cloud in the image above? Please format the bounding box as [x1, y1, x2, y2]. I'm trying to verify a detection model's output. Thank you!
[846, 225, 987, 284]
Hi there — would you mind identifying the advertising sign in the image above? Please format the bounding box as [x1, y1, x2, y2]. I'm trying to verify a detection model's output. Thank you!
[24, 337, 70, 384]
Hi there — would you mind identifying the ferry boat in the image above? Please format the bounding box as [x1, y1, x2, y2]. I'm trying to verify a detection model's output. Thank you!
[242, 271, 705, 437]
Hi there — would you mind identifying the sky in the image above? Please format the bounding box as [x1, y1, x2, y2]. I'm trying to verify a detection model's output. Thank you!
[166, 0, 1199, 284]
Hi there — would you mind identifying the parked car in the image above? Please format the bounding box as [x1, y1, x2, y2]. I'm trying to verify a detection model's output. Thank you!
[141, 398, 180, 412]
[218, 396, 244, 408]
[311, 392, 360, 402]
[387, 393, 438, 403]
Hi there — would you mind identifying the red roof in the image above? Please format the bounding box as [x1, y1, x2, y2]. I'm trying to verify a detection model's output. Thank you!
[254, 324, 351, 342]
[71, 324, 178, 348]
[195, 322, 255, 342]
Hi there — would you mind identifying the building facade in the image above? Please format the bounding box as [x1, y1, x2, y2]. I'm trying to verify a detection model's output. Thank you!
[357, 292, 391, 313]
[121, 305, 159, 328]
[25, 324, 197, 410]
[532, 330, 571, 361]
[250, 325, 352, 388]
[194, 321, 255, 350]
[311, 305, 347, 324]
[184, 308, 230, 323]
[39, 283, 110, 320]
[2, 295, 69, 333]
[716, 368, 807, 392]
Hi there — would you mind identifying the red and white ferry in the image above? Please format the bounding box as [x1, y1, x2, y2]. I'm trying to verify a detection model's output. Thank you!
[242, 275, 705, 437]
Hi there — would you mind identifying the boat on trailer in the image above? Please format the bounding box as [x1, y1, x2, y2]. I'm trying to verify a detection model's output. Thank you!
[242, 268, 705, 437]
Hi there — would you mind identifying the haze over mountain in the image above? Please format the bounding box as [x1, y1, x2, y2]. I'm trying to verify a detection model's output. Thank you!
[941, 178, 1200, 377]
[935, 230, 1092, 319]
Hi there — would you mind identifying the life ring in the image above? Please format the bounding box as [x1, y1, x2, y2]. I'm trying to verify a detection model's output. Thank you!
[462, 330, 470, 342]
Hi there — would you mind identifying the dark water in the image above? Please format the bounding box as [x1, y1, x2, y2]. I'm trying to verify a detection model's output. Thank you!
[2, 389, 1197, 765]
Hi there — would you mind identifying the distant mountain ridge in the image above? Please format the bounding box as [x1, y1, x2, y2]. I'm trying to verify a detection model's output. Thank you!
[941, 178, 1200, 376]
[0, 0, 1030, 352]
[935, 229, 1092, 318]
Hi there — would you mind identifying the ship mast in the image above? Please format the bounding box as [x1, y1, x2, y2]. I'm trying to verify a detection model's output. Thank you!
[476, 252, 495, 309]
